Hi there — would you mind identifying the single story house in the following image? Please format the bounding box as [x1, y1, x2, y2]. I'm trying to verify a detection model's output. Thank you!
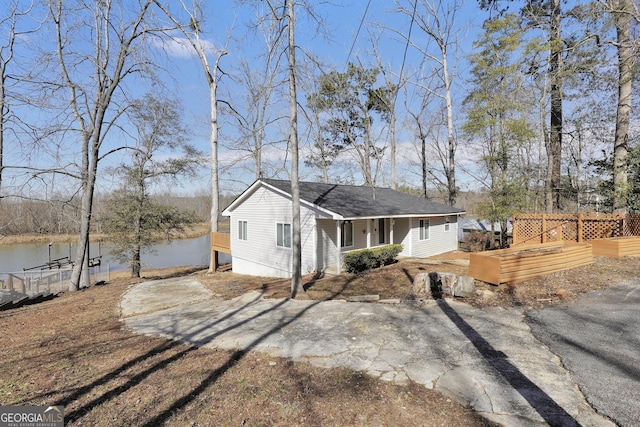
[221, 179, 466, 278]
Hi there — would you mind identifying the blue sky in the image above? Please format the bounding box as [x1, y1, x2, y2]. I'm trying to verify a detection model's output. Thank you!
[2, 0, 616, 202]
[154, 0, 494, 195]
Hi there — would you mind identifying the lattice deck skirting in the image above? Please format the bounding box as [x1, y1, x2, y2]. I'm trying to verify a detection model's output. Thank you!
[512, 213, 637, 245]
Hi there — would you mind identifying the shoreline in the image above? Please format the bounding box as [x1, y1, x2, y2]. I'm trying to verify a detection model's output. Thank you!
[0, 223, 213, 246]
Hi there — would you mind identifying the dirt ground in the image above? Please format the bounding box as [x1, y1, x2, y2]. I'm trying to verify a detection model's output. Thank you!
[1, 253, 638, 426]
[199, 251, 640, 310]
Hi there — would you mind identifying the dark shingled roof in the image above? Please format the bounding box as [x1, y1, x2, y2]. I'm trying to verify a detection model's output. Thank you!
[262, 179, 464, 218]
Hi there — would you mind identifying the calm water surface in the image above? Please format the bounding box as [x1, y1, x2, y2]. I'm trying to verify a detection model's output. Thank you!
[0, 235, 230, 273]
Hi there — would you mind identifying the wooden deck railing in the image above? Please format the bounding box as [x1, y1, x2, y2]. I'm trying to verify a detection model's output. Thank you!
[469, 242, 593, 285]
[211, 232, 231, 254]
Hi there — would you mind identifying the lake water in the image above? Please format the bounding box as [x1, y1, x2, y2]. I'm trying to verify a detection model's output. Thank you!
[0, 234, 231, 273]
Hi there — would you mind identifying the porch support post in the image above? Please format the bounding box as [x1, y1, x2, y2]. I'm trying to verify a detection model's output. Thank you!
[390, 218, 394, 244]
[367, 219, 371, 248]
[336, 220, 342, 274]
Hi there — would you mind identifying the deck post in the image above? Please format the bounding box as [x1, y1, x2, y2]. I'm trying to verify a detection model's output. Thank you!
[213, 250, 219, 272]
[577, 214, 583, 243]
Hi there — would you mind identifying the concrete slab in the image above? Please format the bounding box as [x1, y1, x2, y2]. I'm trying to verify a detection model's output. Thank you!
[121, 278, 613, 427]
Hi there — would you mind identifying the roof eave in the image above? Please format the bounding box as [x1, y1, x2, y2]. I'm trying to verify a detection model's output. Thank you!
[339, 211, 466, 221]
[232, 179, 345, 219]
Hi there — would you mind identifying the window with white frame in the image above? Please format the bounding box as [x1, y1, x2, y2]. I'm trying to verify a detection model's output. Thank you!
[341, 221, 353, 247]
[419, 219, 430, 240]
[276, 223, 291, 248]
[444, 216, 451, 232]
[238, 220, 248, 240]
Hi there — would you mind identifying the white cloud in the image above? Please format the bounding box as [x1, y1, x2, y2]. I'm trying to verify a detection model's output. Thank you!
[150, 36, 220, 58]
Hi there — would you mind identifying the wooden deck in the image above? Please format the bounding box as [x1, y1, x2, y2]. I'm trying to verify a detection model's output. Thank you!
[591, 236, 640, 258]
[211, 232, 231, 254]
[469, 242, 593, 285]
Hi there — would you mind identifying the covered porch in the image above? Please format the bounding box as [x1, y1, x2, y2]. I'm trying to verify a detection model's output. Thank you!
[317, 217, 411, 274]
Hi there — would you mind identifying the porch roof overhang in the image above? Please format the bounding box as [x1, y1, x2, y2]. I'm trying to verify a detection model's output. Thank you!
[335, 212, 467, 221]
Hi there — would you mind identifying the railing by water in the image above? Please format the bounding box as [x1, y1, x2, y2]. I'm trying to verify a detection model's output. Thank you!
[0, 265, 110, 309]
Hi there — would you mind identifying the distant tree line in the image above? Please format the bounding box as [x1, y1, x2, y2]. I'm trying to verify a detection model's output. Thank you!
[0, 193, 238, 237]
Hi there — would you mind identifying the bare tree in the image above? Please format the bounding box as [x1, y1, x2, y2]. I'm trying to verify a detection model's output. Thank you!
[394, 0, 463, 206]
[229, 57, 283, 180]
[154, 0, 228, 272]
[286, 0, 303, 298]
[226, 11, 286, 181]
[0, 1, 41, 202]
[404, 80, 439, 198]
[369, 32, 410, 190]
[49, 0, 165, 290]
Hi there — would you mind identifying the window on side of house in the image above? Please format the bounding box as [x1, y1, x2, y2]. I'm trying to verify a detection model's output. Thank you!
[341, 221, 353, 247]
[276, 223, 291, 248]
[238, 220, 248, 240]
[419, 219, 430, 240]
[444, 216, 451, 232]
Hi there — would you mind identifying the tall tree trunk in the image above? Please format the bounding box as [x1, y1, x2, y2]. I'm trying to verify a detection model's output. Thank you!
[153, 1, 226, 273]
[0, 72, 4, 202]
[443, 53, 456, 206]
[364, 129, 373, 187]
[390, 108, 397, 189]
[209, 75, 220, 271]
[421, 131, 427, 199]
[132, 178, 144, 278]
[71, 135, 97, 290]
[548, 0, 563, 212]
[57, 0, 155, 290]
[288, 0, 303, 298]
[0, 3, 28, 204]
[612, 0, 633, 214]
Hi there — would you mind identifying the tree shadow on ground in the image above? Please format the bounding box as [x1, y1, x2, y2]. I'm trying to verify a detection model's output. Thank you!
[435, 299, 580, 427]
[58, 274, 358, 425]
[402, 267, 580, 426]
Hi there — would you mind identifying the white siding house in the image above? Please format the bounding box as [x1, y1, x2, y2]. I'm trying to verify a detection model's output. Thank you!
[222, 179, 465, 278]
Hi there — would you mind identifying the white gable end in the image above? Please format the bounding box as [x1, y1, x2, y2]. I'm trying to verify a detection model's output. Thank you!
[227, 184, 319, 278]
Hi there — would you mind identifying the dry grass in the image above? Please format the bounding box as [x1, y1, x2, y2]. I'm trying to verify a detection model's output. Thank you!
[200, 251, 639, 311]
[2, 251, 638, 426]
[0, 263, 494, 427]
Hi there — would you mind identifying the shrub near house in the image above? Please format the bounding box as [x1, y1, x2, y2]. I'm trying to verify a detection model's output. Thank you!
[343, 244, 403, 273]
